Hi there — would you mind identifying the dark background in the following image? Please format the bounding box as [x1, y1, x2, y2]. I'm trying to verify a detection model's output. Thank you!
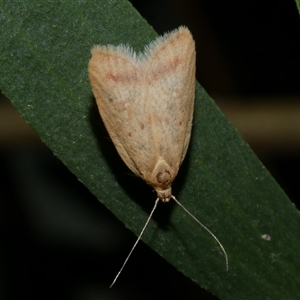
[1, 1, 300, 299]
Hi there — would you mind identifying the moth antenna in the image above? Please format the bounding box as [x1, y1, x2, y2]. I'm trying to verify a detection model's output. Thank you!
[171, 196, 229, 271]
[110, 198, 160, 288]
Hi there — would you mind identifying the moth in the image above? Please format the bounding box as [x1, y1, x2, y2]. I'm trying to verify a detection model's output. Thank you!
[88, 26, 228, 287]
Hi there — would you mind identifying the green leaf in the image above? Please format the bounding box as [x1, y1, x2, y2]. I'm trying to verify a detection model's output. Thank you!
[296, 0, 300, 13]
[1, 1, 300, 299]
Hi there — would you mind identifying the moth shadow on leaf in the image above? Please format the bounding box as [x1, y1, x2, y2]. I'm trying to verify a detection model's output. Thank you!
[89, 98, 192, 229]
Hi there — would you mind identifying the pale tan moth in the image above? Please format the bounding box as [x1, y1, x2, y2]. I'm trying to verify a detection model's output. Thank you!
[88, 26, 228, 287]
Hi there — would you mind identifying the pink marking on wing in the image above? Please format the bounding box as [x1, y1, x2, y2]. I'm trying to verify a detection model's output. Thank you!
[150, 57, 182, 81]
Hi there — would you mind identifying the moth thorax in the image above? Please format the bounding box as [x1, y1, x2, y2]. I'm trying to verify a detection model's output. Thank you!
[150, 159, 175, 202]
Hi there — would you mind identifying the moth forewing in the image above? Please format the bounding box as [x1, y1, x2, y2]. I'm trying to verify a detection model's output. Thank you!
[89, 46, 148, 176]
[147, 28, 196, 172]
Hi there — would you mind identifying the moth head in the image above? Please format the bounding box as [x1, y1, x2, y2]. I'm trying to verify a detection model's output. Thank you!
[149, 159, 177, 202]
[155, 187, 172, 202]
